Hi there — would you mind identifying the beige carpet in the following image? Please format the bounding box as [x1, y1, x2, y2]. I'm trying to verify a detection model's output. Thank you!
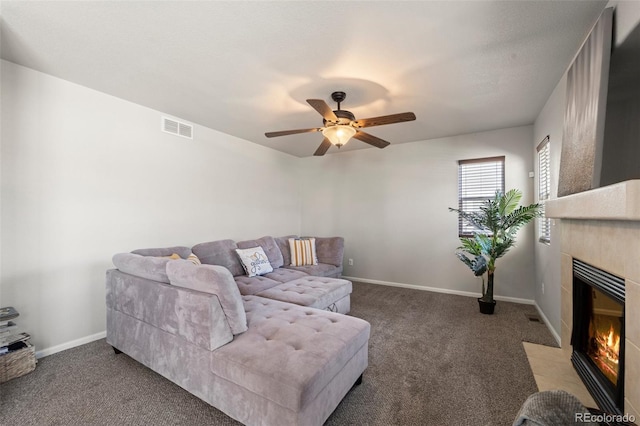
[0, 282, 556, 425]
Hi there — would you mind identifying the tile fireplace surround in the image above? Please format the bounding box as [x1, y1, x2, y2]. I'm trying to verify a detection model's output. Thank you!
[546, 179, 640, 418]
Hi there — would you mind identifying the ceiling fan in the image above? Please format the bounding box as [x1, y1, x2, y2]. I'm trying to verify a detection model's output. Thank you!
[265, 91, 416, 156]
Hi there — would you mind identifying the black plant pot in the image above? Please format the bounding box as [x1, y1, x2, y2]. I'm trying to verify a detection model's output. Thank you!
[478, 298, 496, 315]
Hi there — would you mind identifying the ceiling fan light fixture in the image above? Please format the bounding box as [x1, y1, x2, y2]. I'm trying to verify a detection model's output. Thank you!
[322, 125, 356, 148]
[265, 92, 416, 156]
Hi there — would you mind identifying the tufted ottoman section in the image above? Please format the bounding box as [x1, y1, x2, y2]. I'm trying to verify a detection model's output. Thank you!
[234, 275, 281, 295]
[264, 268, 309, 283]
[255, 276, 352, 313]
[210, 295, 370, 414]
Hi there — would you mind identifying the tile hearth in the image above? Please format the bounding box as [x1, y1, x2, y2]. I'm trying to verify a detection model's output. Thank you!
[546, 180, 640, 418]
[523, 342, 596, 407]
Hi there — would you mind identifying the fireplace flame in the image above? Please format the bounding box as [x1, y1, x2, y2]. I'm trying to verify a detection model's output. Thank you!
[589, 323, 621, 385]
[606, 325, 620, 363]
[594, 325, 620, 376]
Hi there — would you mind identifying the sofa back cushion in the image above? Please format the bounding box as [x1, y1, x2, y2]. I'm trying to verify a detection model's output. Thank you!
[192, 239, 245, 277]
[274, 235, 298, 267]
[112, 252, 171, 283]
[166, 260, 248, 335]
[237, 236, 284, 269]
[131, 246, 192, 259]
[315, 237, 345, 267]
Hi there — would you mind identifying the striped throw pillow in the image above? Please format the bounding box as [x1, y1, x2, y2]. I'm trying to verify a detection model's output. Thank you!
[164, 253, 201, 265]
[288, 238, 318, 267]
[187, 253, 201, 265]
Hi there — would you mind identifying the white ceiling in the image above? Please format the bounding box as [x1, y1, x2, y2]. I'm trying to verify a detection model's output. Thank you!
[0, 1, 607, 157]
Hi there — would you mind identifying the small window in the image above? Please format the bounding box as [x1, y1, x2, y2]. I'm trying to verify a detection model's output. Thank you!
[457, 156, 505, 237]
[537, 136, 551, 244]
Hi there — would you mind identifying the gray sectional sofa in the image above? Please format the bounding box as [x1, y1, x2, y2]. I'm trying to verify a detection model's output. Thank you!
[189, 236, 351, 314]
[106, 235, 370, 426]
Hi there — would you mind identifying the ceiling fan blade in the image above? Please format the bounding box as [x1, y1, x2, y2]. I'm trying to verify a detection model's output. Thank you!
[354, 112, 416, 128]
[353, 131, 391, 149]
[313, 138, 332, 156]
[307, 99, 338, 122]
[265, 128, 322, 138]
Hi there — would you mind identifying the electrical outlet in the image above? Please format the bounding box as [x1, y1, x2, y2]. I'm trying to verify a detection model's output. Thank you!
[348, 259, 354, 266]
[542, 282, 545, 294]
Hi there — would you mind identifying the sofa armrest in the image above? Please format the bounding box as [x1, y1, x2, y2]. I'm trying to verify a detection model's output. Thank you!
[166, 261, 248, 335]
[314, 237, 345, 267]
[106, 269, 233, 352]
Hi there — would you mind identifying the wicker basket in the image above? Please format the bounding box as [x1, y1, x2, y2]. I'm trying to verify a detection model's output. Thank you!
[0, 342, 36, 383]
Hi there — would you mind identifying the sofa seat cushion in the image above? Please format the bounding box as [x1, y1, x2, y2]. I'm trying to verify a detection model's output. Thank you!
[263, 268, 308, 283]
[234, 275, 281, 296]
[255, 277, 352, 311]
[210, 296, 370, 412]
[285, 263, 343, 278]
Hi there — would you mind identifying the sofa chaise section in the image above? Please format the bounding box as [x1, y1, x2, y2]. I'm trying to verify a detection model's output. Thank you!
[106, 254, 370, 426]
[211, 295, 369, 425]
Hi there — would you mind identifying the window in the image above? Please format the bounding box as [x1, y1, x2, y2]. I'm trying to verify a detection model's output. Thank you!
[537, 136, 551, 244]
[457, 156, 505, 237]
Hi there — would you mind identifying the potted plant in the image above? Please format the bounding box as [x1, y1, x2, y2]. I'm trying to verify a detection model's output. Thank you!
[449, 189, 542, 314]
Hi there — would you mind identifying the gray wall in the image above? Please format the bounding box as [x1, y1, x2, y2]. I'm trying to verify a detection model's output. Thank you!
[299, 126, 537, 301]
[0, 61, 301, 355]
[533, 75, 566, 339]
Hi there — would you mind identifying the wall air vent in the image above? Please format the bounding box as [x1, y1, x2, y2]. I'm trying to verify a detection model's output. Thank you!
[162, 117, 193, 139]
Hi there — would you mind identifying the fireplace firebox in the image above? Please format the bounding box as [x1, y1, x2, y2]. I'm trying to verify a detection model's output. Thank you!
[571, 259, 625, 414]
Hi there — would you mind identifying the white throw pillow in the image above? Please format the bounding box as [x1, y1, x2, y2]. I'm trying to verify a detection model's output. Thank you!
[288, 238, 318, 267]
[235, 246, 274, 277]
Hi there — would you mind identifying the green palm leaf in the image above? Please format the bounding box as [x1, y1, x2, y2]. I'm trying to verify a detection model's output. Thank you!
[498, 189, 522, 216]
[450, 188, 542, 303]
[449, 208, 489, 232]
[503, 204, 543, 231]
[458, 237, 482, 256]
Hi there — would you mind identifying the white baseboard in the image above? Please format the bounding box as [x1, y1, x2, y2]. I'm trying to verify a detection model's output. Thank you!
[342, 276, 535, 305]
[344, 276, 566, 342]
[534, 302, 561, 346]
[35, 331, 106, 359]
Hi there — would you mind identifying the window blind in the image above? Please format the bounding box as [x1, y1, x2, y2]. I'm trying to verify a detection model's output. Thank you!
[457, 156, 505, 237]
[537, 136, 551, 243]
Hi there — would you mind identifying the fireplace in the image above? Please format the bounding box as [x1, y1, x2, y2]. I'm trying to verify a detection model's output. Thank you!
[545, 181, 640, 417]
[572, 259, 626, 414]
